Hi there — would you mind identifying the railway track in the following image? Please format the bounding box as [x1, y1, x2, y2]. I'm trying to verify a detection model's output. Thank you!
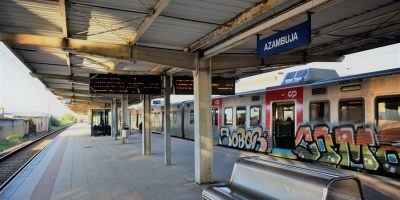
[0, 125, 71, 192]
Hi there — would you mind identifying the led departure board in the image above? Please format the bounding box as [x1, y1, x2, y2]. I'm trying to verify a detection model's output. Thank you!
[212, 77, 235, 95]
[173, 77, 193, 95]
[89, 74, 161, 94]
[173, 77, 235, 95]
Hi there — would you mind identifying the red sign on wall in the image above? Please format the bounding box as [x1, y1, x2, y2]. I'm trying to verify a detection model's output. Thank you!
[212, 98, 222, 107]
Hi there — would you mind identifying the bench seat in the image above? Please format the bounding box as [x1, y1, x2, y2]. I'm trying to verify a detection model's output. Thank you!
[202, 156, 364, 200]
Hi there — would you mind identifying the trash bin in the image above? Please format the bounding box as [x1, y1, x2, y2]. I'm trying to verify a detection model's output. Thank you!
[121, 128, 130, 144]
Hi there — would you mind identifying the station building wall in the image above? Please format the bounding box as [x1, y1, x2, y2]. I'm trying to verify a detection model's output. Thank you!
[0, 119, 29, 139]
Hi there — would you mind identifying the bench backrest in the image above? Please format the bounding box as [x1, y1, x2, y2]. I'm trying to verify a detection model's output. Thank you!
[229, 157, 364, 200]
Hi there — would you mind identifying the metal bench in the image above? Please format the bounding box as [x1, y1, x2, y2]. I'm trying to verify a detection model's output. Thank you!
[202, 156, 365, 200]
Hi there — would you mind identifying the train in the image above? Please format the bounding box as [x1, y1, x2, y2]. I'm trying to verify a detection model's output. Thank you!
[130, 68, 400, 175]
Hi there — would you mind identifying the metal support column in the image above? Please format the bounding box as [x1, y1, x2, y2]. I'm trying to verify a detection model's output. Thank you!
[164, 75, 171, 165]
[121, 94, 130, 144]
[111, 98, 117, 139]
[193, 67, 213, 184]
[142, 95, 151, 155]
[113, 98, 119, 140]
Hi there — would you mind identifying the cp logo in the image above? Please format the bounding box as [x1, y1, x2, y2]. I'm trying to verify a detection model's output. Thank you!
[288, 90, 297, 98]
[214, 99, 220, 106]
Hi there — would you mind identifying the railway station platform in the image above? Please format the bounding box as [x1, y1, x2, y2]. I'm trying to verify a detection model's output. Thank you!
[0, 123, 399, 200]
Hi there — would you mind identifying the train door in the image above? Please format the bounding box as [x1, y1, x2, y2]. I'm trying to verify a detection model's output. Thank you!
[212, 107, 219, 142]
[272, 101, 295, 149]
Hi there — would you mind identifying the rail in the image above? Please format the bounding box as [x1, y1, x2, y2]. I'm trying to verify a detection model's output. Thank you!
[0, 125, 72, 192]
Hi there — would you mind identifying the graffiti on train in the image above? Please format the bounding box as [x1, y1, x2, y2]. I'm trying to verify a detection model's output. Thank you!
[219, 127, 272, 153]
[293, 124, 400, 174]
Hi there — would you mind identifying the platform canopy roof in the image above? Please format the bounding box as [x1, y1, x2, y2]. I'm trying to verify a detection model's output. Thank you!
[0, 0, 399, 114]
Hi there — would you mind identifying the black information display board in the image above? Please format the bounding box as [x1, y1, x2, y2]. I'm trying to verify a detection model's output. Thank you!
[173, 76, 235, 95]
[212, 77, 235, 95]
[90, 74, 161, 94]
[173, 77, 193, 95]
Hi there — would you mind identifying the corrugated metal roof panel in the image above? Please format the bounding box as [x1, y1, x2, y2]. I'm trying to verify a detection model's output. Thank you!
[228, 0, 400, 56]
[46, 83, 72, 90]
[30, 63, 70, 76]
[72, 84, 89, 90]
[69, 0, 157, 13]
[161, 0, 261, 25]
[18, 50, 68, 66]
[139, 16, 218, 49]
[67, 2, 146, 44]
[0, 0, 62, 37]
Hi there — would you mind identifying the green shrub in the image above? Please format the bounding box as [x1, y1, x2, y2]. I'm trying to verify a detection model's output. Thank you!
[7, 135, 22, 145]
[60, 114, 76, 124]
[28, 119, 36, 134]
[0, 139, 9, 147]
[50, 115, 60, 127]
[0, 139, 9, 151]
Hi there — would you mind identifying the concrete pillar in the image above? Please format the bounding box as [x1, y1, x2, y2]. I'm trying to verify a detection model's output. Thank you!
[111, 98, 118, 139]
[193, 69, 213, 184]
[90, 109, 94, 136]
[164, 75, 171, 165]
[142, 95, 151, 155]
[121, 94, 129, 144]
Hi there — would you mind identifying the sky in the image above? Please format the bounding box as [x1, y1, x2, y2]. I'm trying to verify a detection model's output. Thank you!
[0, 43, 71, 116]
[0, 42, 399, 116]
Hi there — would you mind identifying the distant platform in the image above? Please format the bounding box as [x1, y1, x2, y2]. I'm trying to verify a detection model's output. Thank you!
[0, 123, 398, 200]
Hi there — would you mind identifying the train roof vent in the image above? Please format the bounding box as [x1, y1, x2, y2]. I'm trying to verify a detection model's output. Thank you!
[282, 68, 339, 85]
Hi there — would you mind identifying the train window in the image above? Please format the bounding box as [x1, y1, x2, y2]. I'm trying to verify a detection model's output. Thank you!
[224, 107, 233, 125]
[251, 96, 260, 101]
[376, 96, 400, 131]
[214, 109, 219, 126]
[339, 99, 364, 124]
[250, 106, 261, 126]
[310, 101, 330, 123]
[190, 110, 194, 124]
[236, 107, 246, 126]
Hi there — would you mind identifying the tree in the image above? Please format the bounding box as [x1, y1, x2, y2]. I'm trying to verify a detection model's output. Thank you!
[50, 115, 60, 127]
[28, 119, 36, 133]
[60, 114, 76, 124]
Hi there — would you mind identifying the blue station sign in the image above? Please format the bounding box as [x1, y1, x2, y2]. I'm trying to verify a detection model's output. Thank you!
[257, 21, 311, 59]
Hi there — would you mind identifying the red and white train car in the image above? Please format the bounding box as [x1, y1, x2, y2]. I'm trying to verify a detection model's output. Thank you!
[135, 68, 400, 175]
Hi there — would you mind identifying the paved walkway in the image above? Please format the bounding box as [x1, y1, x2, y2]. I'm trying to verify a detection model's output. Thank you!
[0, 123, 399, 200]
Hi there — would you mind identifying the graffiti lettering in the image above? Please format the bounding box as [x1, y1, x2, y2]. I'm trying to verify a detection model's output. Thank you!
[220, 123, 400, 174]
[293, 124, 399, 173]
[219, 127, 271, 153]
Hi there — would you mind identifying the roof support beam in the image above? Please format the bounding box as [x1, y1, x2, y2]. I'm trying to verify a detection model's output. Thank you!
[0, 32, 195, 70]
[129, 0, 170, 44]
[211, 54, 344, 70]
[55, 94, 111, 103]
[50, 88, 88, 94]
[203, 0, 333, 57]
[30, 72, 89, 84]
[53, 92, 93, 98]
[188, 0, 282, 52]
[1, 32, 344, 72]
[59, 0, 68, 38]
[59, 0, 73, 76]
